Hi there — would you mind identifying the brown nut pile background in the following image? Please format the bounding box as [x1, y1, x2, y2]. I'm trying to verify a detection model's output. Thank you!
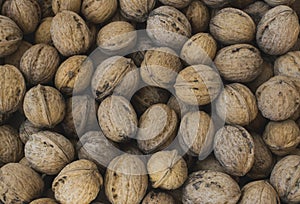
[0, 0, 300, 204]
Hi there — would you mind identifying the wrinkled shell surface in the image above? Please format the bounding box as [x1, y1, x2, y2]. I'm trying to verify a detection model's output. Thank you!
[4, 40, 31, 68]
[265, 0, 295, 6]
[185, 0, 210, 33]
[274, 51, 300, 79]
[202, 0, 231, 8]
[120, 0, 156, 22]
[142, 191, 175, 204]
[35, 17, 53, 44]
[52, 0, 81, 14]
[159, 0, 191, 8]
[38, 0, 54, 18]
[30, 198, 58, 204]
[192, 154, 226, 173]
[244, 1, 271, 24]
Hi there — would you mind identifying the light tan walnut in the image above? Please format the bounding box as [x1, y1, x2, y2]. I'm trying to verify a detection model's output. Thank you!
[52, 0, 81, 14]
[30, 198, 58, 204]
[35, 17, 53, 45]
[142, 191, 175, 204]
[265, 0, 295, 6]
[120, 0, 156, 22]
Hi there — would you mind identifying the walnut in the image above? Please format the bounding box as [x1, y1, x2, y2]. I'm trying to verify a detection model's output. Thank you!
[243, 1, 271, 24]
[185, 0, 210, 33]
[30, 198, 58, 204]
[38, 0, 54, 18]
[19, 120, 42, 144]
[120, 0, 156, 22]
[192, 154, 226, 173]
[265, 0, 295, 6]
[202, 0, 231, 8]
[142, 191, 175, 204]
[159, 0, 192, 8]
[35, 17, 53, 45]
[128, 35, 153, 67]
[167, 95, 197, 118]
[274, 51, 300, 80]
[52, 0, 81, 14]
[4, 40, 32, 68]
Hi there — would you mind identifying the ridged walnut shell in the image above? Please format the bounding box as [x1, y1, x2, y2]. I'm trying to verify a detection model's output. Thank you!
[202, 0, 231, 8]
[52, 0, 81, 14]
[265, 0, 295, 6]
[243, 1, 271, 24]
[38, 0, 54, 18]
[120, 0, 156, 22]
[142, 191, 175, 204]
[35, 17, 53, 45]
[19, 120, 42, 144]
[4, 40, 31, 68]
[159, 0, 191, 8]
[30, 198, 58, 204]
[274, 51, 300, 79]
[185, 0, 210, 33]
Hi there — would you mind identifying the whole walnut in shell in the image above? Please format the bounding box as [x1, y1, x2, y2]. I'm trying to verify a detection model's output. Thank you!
[19, 120, 43, 144]
[4, 40, 31, 68]
[202, 0, 231, 8]
[23, 85, 66, 128]
[142, 191, 175, 204]
[30, 198, 58, 204]
[120, 0, 156, 22]
[0, 163, 44, 203]
[274, 51, 300, 79]
[265, 0, 295, 6]
[159, 0, 192, 8]
[182, 170, 241, 204]
[52, 159, 103, 204]
[185, 0, 210, 33]
[38, 0, 54, 18]
[35, 17, 53, 44]
[52, 0, 81, 14]
[243, 1, 271, 24]
[105, 154, 148, 204]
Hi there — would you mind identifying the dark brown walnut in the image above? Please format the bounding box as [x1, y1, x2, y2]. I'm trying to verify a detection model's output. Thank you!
[0, 163, 44, 203]
[192, 154, 226, 173]
[51, 11, 92, 56]
[257, 5, 300, 55]
[182, 170, 241, 204]
[52, 0, 81, 14]
[167, 96, 197, 118]
[0, 125, 23, 164]
[214, 44, 263, 82]
[38, 0, 54, 18]
[274, 51, 300, 79]
[230, 0, 255, 8]
[174, 65, 222, 106]
[239, 180, 280, 204]
[246, 112, 268, 134]
[159, 0, 192, 8]
[30, 198, 58, 204]
[20, 43, 60, 85]
[2, 0, 41, 34]
[244, 1, 271, 24]
[52, 160, 103, 204]
[4, 40, 31, 68]
[214, 125, 255, 176]
[185, 0, 210, 33]
[265, 0, 295, 6]
[120, 0, 156, 22]
[142, 191, 175, 204]
[202, 0, 231, 8]
[270, 155, 300, 203]
[23, 85, 66, 128]
[210, 8, 256, 45]
[137, 104, 178, 153]
[35, 17, 53, 44]
[147, 6, 192, 49]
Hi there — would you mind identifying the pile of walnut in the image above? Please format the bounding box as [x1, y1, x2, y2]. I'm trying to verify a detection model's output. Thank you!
[1, 0, 300, 204]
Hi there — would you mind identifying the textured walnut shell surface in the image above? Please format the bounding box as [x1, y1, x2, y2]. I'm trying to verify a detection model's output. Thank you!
[35, 17, 53, 45]
[147, 150, 188, 190]
[216, 83, 258, 126]
[214, 125, 255, 176]
[30, 198, 58, 204]
[52, 0, 81, 14]
[239, 180, 280, 204]
[137, 104, 178, 153]
[53, 159, 103, 204]
[4, 40, 31, 68]
[98, 95, 138, 143]
[243, 1, 271, 24]
[105, 154, 148, 204]
[270, 155, 300, 203]
[265, 0, 295, 6]
[174, 64, 222, 106]
[0, 163, 44, 204]
[140, 47, 182, 88]
[257, 5, 300, 55]
[210, 8, 256, 45]
[167, 95, 196, 118]
[38, 0, 54, 18]
[202, 0, 231, 8]
[182, 170, 241, 204]
[23, 85, 66, 128]
[185, 0, 210, 33]
[51, 11, 91, 56]
[192, 154, 226, 173]
[274, 51, 300, 79]
[146, 6, 191, 49]
[0, 125, 23, 164]
[19, 157, 34, 168]
[20, 43, 60, 85]
[142, 191, 175, 204]
[256, 76, 300, 121]
[214, 44, 263, 82]
[120, 0, 156, 22]
[159, 0, 191, 8]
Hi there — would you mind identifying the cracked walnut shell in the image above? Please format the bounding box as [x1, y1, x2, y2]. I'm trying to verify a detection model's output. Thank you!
[120, 0, 156, 22]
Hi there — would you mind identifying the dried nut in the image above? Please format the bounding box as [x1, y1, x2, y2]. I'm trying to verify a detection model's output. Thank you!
[55, 55, 93, 96]
[137, 104, 178, 153]
[202, 0, 231, 8]
[159, 0, 192, 8]
[109, 9, 137, 25]
[128, 35, 153, 67]
[214, 125, 255, 176]
[257, 5, 300, 55]
[147, 6, 192, 49]
[180, 33, 217, 65]
[214, 44, 263, 82]
[120, 0, 156, 22]
[19, 120, 46, 144]
[216, 83, 258, 126]
[243, 1, 271, 24]
[98, 95, 138, 143]
[0, 15, 22, 57]
[142, 191, 175, 204]
[140, 47, 182, 88]
[210, 8, 256, 45]
[20, 43, 60, 85]
[174, 65, 222, 106]
[192, 154, 226, 173]
[167, 96, 196, 118]
[25, 131, 75, 175]
[2, 0, 41, 34]
[105, 154, 148, 204]
[4, 40, 31, 68]
[0, 125, 23, 164]
[23, 85, 66, 128]
[274, 51, 300, 79]
[91, 56, 139, 101]
[19, 157, 34, 168]
[0, 163, 44, 203]
[239, 180, 280, 204]
[230, 0, 255, 8]
[35, 17, 53, 44]
[30, 198, 58, 204]
[38, 0, 54, 18]
[182, 170, 241, 204]
[263, 120, 300, 156]
[270, 155, 300, 203]
[265, 0, 295, 6]
[185, 0, 210, 33]
[147, 150, 188, 190]
[256, 76, 300, 121]
[52, 0, 81, 14]
[52, 159, 103, 204]
[51, 11, 92, 56]
[179, 111, 215, 158]
[78, 131, 120, 168]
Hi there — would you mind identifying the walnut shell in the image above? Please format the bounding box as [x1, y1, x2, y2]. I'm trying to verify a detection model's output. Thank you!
[214, 125, 255, 176]
[105, 154, 148, 204]
[243, 1, 271, 24]
[120, 0, 156, 22]
[182, 170, 241, 204]
[159, 0, 192, 8]
[4, 40, 31, 68]
[2, 0, 41, 34]
[210, 8, 256, 45]
[274, 51, 300, 79]
[20, 43, 60, 85]
[23, 85, 66, 128]
[142, 191, 175, 204]
[270, 155, 300, 203]
[0, 64, 26, 114]
[52, 159, 103, 204]
[51, 11, 92, 56]
[265, 0, 295, 6]
[257, 5, 300, 55]
[148, 150, 188, 190]
[202, 0, 231, 8]
[192, 154, 226, 173]
[174, 64, 222, 105]
[19, 157, 34, 168]
[38, 0, 54, 18]
[0, 125, 23, 164]
[52, 0, 81, 14]
[35, 17, 53, 44]
[185, 0, 210, 33]
[167, 95, 196, 118]
[30, 198, 58, 204]
[0, 163, 44, 203]
[137, 104, 178, 153]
